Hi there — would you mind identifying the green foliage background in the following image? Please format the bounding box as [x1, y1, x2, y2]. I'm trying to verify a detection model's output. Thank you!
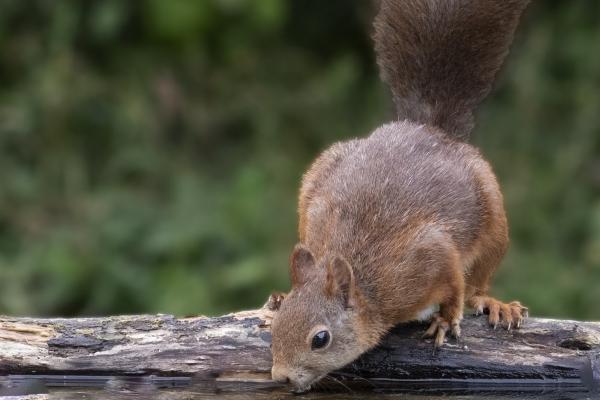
[0, 1, 598, 319]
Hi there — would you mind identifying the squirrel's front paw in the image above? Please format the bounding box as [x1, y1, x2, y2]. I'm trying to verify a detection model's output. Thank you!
[265, 291, 286, 311]
[470, 296, 528, 330]
[422, 312, 461, 348]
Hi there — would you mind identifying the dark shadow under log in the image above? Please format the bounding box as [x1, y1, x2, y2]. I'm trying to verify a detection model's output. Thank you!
[1, 304, 599, 396]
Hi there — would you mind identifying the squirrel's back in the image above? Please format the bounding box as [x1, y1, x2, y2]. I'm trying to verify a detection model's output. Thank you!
[302, 121, 485, 265]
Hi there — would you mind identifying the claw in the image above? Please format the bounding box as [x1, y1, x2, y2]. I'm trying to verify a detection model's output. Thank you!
[423, 313, 457, 351]
[471, 296, 528, 332]
[434, 325, 447, 348]
[423, 318, 439, 338]
[451, 323, 461, 339]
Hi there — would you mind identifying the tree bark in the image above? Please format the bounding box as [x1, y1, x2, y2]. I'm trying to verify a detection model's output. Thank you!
[1, 303, 599, 396]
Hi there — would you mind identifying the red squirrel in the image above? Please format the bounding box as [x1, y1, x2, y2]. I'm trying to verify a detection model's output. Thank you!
[270, 0, 530, 392]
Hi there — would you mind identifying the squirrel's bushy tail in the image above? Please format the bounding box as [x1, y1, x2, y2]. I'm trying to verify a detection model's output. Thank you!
[374, 0, 530, 140]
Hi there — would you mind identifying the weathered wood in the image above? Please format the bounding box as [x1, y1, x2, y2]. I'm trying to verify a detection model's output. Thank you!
[1, 304, 599, 396]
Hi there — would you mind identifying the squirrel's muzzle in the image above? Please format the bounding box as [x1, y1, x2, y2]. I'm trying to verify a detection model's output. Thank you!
[271, 366, 289, 384]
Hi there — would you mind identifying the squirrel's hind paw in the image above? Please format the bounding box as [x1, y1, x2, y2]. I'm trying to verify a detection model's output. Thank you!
[470, 296, 528, 330]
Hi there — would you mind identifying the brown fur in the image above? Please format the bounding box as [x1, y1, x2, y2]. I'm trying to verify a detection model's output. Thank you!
[271, 0, 530, 392]
[374, 0, 531, 140]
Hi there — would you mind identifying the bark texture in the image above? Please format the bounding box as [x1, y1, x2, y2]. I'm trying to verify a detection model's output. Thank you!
[1, 305, 599, 395]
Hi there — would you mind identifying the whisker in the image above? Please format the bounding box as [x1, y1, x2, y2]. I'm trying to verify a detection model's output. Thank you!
[313, 380, 332, 393]
[333, 371, 376, 387]
[324, 374, 354, 393]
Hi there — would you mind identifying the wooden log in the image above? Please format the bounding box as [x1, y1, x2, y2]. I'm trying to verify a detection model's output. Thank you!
[1, 302, 599, 396]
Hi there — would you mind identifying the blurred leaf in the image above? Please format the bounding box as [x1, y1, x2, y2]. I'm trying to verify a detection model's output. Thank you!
[0, 1, 597, 320]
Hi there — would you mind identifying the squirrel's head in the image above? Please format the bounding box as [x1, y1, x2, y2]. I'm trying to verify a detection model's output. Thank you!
[270, 244, 378, 392]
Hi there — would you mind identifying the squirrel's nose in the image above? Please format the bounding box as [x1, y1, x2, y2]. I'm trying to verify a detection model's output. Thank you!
[271, 366, 290, 384]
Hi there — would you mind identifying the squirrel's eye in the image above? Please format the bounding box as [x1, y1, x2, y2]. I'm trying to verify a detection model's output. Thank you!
[311, 330, 330, 350]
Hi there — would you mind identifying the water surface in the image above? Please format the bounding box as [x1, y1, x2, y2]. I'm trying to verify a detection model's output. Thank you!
[1, 375, 597, 400]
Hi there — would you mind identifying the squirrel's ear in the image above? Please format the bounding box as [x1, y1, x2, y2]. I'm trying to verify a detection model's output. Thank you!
[265, 291, 286, 311]
[325, 257, 355, 308]
[290, 244, 316, 287]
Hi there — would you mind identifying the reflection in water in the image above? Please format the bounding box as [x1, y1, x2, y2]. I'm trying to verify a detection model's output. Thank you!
[0, 375, 596, 400]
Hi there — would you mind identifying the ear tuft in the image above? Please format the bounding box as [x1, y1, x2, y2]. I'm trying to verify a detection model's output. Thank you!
[325, 256, 355, 307]
[290, 244, 316, 287]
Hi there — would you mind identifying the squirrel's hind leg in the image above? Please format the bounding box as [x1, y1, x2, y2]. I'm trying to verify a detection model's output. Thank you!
[465, 243, 528, 330]
[462, 179, 528, 330]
